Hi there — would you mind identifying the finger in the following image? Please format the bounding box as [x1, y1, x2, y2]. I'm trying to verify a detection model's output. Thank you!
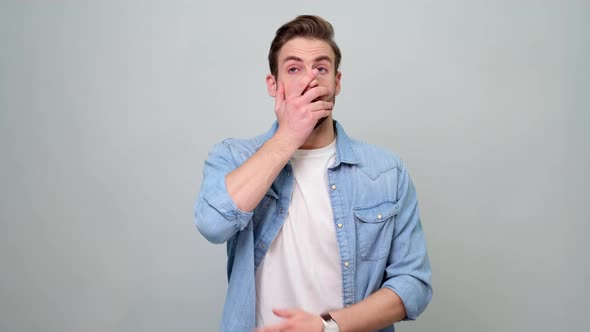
[274, 81, 285, 112]
[312, 109, 332, 121]
[308, 77, 319, 89]
[300, 86, 330, 104]
[272, 308, 297, 318]
[290, 68, 319, 98]
[306, 100, 334, 112]
[302, 77, 319, 95]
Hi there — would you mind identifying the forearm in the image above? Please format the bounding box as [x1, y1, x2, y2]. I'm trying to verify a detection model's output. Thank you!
[226, 133, 297, 212]
[331, 288, 406, 332]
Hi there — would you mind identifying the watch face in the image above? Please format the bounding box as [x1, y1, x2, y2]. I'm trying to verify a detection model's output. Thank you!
[321, 313, 340, 332]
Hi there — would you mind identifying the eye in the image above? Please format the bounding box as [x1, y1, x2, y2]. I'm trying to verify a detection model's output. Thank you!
[287, 67, 299, 73]
[317, 66, 329, 73]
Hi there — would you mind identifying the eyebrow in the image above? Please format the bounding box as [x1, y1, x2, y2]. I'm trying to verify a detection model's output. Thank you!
[313, 55, 333, 64]
[282, 55, 333, 64]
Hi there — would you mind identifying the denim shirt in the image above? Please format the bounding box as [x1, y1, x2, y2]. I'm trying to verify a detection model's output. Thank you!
[195, 121, 432, 332]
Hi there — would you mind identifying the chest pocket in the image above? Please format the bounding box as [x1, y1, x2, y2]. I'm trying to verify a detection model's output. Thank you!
[353, 201, 400, 261]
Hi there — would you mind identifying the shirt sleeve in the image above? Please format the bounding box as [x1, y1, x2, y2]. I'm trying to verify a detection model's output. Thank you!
[194, 140, 254, 244]
[381, 160, 433, 320]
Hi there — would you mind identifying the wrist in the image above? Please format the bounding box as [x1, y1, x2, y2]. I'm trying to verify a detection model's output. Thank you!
[270, 131, 300, 156]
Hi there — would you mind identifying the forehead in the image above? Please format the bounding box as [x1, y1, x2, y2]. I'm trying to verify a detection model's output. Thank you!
[278, 37, 335, 62]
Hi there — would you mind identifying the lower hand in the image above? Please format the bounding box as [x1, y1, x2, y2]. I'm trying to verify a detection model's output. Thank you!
[254, 308, 323, 332]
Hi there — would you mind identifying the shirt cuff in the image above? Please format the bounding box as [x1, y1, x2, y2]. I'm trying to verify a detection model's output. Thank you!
[203, 182, 254, 232]
[382, 275, 432, 320]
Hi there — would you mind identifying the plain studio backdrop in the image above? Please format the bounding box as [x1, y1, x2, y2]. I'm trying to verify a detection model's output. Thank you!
[1, 1, 588, 331]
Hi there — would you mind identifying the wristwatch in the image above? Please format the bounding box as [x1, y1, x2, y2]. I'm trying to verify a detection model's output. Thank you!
[320, 313, 340, 332]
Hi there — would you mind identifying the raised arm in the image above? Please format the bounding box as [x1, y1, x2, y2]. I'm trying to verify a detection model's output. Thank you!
[195, 69, 333, 243]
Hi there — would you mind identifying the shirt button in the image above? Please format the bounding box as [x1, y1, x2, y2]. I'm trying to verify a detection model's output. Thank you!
[377, 214, 382, 220]
[279, 208, 284, 214]
[337, 223, 343, 228]
[331, 184, 337, 190]
[259, 242, 265, 249]
[344, 261, 350, 267]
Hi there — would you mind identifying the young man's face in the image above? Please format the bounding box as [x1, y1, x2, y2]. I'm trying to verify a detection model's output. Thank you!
[267, 37, 341, 106]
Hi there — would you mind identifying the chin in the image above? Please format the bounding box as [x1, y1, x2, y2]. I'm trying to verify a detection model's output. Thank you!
[314, 117, 326, 129]
[314, 116, 329, 129]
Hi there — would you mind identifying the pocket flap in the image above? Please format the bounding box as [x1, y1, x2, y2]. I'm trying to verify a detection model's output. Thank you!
[353, 201, 400, 223]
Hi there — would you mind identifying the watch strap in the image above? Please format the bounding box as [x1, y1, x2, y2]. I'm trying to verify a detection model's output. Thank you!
[321, 313, 340, 331]
[321, 313, 335, 321]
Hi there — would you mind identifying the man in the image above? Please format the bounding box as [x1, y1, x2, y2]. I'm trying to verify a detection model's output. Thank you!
[195, 15, 432, 332]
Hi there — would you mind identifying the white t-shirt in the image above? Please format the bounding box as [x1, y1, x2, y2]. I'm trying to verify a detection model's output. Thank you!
[255, 139, 343, 327]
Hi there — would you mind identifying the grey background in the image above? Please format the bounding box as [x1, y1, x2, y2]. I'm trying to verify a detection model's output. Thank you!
[1, 0, 588, 331]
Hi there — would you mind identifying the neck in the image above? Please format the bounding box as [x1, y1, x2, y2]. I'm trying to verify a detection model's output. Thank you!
[299, 117, 335, 150]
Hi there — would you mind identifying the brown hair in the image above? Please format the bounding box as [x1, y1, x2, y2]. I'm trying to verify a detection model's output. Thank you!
[268, 15, 342, 78]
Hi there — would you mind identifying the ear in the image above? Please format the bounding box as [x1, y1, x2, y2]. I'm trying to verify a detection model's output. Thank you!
[335, 71, 342, 96]
[266, 74, 277, 97]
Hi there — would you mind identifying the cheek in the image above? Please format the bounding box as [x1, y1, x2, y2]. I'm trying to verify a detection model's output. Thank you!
[318, 76, 336, 87]
[320, 80, 337, 94]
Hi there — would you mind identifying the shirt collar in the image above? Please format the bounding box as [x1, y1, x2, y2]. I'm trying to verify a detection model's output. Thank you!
[333, 120, 360, 166]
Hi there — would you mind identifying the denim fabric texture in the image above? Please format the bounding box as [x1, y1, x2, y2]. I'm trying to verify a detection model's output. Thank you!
[195, 121, 432, 331]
